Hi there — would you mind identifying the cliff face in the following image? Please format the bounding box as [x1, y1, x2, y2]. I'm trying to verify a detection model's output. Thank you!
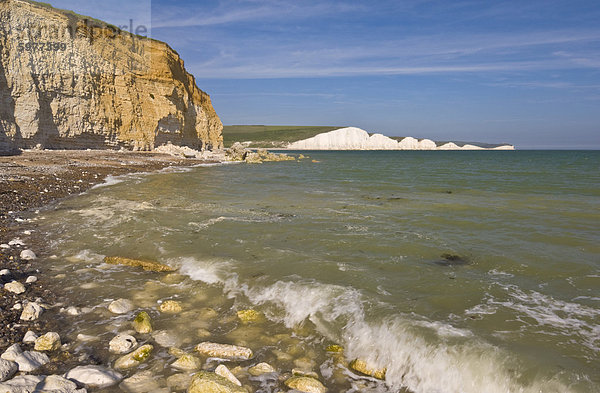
[287, 127, 515, 150]
[0, 0, 223, 153]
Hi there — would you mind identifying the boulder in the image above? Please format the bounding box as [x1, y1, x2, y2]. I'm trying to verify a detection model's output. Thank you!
[226, 143, 248, 161]
[215, 364, 242, 386]
[19, 250, 36, 260]
[0, 375, 44, 393]
[34, 332, 61, 351]
[119, 370, 162, 393]
[236, 309, 263, 324]
[244, 152, 263, 164]
[0, 359, 18, 382]
[187, 371, 246, 393]
[158, 300, 182, 314]
[104, 256, 175, 272]
[348, 359, 386, 380]
[166, 373, 192, 391]
[109, 334, 137, 354]
[248, 362, 275, 376]
[194, 342, 253, 360]
[64, 306, 80, 316]
[22, 331, 38, 344]
[171, 354, 201, 371]
[20, 302, 43, 321]
[114, 345, 153, 370]
[14, 351, 50, 372]
[284, 376, 327, 393]
[108, 299, 135, 314]
[133, 311, 153, 333]
[38, 375, 83, 392]
[76, 334, 99, 343]
[1, 344, 22, 362]
[64, 365, 123, 388]
[151, 330, 180, 348]
[325, 344, 343, 353]
[4, 281, 26, 294]
[292, 369, 319, 380]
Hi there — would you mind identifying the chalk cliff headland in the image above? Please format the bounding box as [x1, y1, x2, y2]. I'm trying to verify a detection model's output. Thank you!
[0, 0, 222, 153]
[286, 127, 515, 150]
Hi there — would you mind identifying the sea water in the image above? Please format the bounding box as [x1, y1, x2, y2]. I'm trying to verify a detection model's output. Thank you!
[36, 151, 599, 392]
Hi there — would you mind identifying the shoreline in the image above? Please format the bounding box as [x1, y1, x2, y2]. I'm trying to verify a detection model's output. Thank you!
[0, 150, 224, 360]
[1, 148, 344, 393]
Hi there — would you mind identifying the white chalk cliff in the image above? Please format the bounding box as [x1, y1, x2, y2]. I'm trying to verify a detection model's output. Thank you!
[286, 127, 514, 151]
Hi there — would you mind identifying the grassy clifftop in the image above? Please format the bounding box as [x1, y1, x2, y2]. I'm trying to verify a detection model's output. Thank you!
[222, 125, 341, 148]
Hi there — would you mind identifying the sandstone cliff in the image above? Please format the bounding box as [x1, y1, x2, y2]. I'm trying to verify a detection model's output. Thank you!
[0, 0, 223, 153]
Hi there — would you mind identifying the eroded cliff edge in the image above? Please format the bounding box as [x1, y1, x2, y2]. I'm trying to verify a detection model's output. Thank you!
[0, 0, 223, 153]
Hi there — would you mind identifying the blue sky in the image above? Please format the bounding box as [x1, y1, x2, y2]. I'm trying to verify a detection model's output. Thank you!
[47, 0, 600, 148]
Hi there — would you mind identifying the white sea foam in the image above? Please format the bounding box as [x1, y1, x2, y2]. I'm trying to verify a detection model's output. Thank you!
[66, 249, 105, 263]
[337, 263, 366, 272]
[488, 285, 600, 353]
[91, 175, 126, 189]
[176, 258, 572, 393]
[413, 320, 473, 338]
[188, 216, 229, 231]
[343, 319, 568, 393]
[176, 257, 235, 285]
[71, 197, 155, 224]
[488, 269, 515, 278]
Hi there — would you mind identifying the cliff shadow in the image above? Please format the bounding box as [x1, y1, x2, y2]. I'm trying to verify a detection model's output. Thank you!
[29, 72, 61, 149]
[0, 57, 21, 156]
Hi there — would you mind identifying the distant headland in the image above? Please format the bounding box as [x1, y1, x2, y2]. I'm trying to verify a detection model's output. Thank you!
[223, 126, 515, 150]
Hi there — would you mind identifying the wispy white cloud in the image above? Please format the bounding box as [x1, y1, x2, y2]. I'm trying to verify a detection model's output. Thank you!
[190, 60, 588, 79]
[152, 0, 364, 29]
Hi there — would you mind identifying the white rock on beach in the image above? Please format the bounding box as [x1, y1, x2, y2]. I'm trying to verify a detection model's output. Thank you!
[38, 374, 84, 393]
[4, 281, 26, 294]
[0, 244, 10, 249]
[171, 354, 201, 371]
[194, 342, 253, 360]
[64, 365, 124, 388]
[20, 249, 37, 260]
[20, 302, 43, 320]
[64, 306, 80, 316]
[119, 370, 162, 393]
[151, 330, 180, 348]
[0, 375, 44, 392]
[166, 373, 193, 391]
[76, 334, 99, 343]
[109, 334, 137, 354]
[22, 330, 39, 344]
[0, 269, 10, 275]
[8, 238, 24, 247]
[25, 275, 37, 283]
[14, 351, 50, 372]
[108, 298, 134, 314]
[114, 345, 153, 370]
[1, 344, 22, 362]
[215, 364, 242, 386]
[34, 332, 61, 351]
[0, 359, 18, 382]
[249, 362, 276, 376]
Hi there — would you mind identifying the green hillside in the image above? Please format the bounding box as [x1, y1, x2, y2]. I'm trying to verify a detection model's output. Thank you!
[222, 125, 341, 148]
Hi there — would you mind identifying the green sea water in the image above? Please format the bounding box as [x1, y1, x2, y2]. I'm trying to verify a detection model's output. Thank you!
[37, 151, 599, 392]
